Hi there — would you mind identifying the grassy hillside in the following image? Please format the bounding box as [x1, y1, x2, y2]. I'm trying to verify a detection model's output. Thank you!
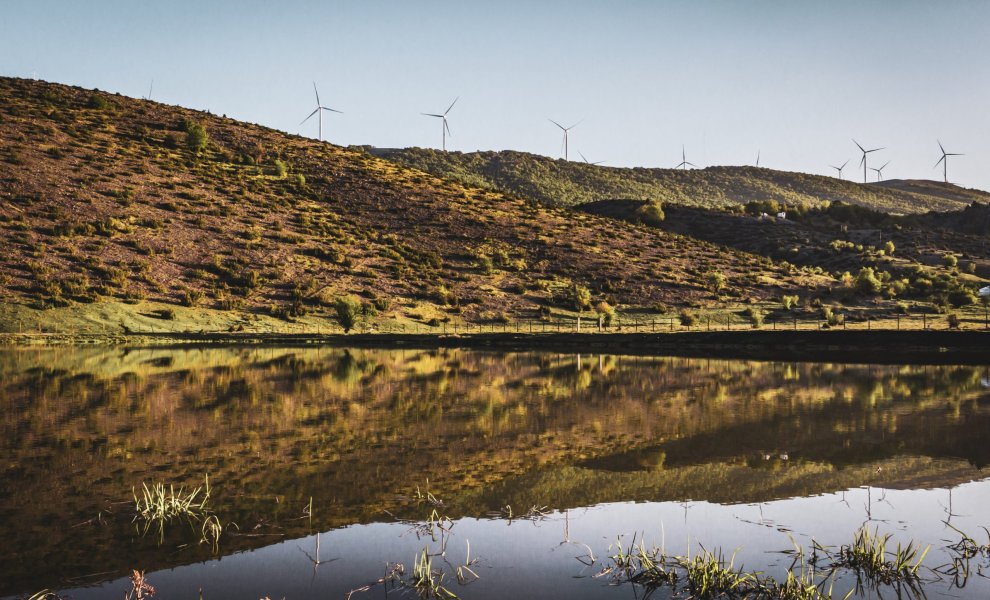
[372, 147, 989, 214]
[0, 78, 833, 333]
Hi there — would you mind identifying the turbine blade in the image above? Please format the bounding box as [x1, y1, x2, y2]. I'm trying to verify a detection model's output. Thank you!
[313, 82, 320, 106]
[853, 139, 865, 152]
[934, 156, 945, 168]
[322, 107, 344, 114]
[859, 155, 866, 168]
[938, 140, 945, 155]
[300, 108, 319, 125]
[579, 151, 589, 163]
[444, 118, 451, 137]
[686, 162, 697, 168]
[880, 161, 890, 169]
[868, 147, 885, 153]
[841, 159, 849, 168]
[445, 96, 459, 115]
[567, 119, 583, 130]
[423, 113, 444, 118]
[947, 152, 964, 156]
[549, 119, 565, 131]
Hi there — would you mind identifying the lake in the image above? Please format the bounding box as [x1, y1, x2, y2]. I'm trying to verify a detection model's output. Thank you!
[1, 346, 989, 599]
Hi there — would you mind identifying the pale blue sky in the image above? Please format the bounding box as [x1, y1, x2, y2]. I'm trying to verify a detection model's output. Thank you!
[3, 1, 988, 190]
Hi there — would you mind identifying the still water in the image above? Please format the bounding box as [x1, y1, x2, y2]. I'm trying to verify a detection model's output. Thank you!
[1, 346, 989, 598]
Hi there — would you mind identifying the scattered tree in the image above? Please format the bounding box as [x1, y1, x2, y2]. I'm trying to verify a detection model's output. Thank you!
[185, 121, 209, 154]
[334, 295, 363, 332]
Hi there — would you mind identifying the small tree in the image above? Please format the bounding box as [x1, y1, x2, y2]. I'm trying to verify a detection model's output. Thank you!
[595, 301, 615, 329]
[883, 240, 895, 255]
[943, 254, 958, 269]
[185, 121, 209, 154]
[704, 271, 727, 294]
[334, 295, 363, 332]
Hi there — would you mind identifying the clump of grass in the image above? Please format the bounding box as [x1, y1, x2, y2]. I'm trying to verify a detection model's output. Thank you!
[132, 474, 221, 549]
[834, 526, 929, 589]
[679, 547, 756, 598]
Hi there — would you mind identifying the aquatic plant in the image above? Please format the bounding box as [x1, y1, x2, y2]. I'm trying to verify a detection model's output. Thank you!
[833, 526, 929, 589]
[124, 570, 156, 600]
[678, 547, 756, 598]
[132, 474, 221, 549]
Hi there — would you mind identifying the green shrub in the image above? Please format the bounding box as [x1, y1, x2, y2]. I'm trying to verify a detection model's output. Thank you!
[679, 310, 698, 327]
[635, 201, 665, 226]
[185, 121, 209, 153]
[855, 267, 882, 295]
[943, 254, 958, 268]
[572, 284, 592, 311]
[87, 94, 110, 110]
[781, 295, 799, 310]
[273, 159, 288, 178]
[334, 295, 363, 332]
[822, 306, 844, 327]
[182, 290, 204, 307]
[947, 288, 977, 308]
[947, 313, 961, 329]
[744, 307, 764, 329]
[595, 301, 615, 327]
[883, 240, 895, 255]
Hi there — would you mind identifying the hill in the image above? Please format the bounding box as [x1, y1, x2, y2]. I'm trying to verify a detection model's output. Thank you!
[0, 77, 833, 333]
[371, 147, 989, 214]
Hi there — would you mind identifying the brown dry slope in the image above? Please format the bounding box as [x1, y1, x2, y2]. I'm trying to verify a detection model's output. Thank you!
[0, 77, 826, 333]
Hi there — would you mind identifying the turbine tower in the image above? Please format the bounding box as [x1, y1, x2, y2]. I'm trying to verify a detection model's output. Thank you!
[830, 159, 850, 180]
[870, 161, 890, 182]
[934, 140, 963, 183]
[549, 119, 581, 160]
[578, 151, 605, 166]
[422, 97, 458, 151]
[674, 146, 696, 170]
[854, 140, 884, 183]
[300, 82, 343, 142]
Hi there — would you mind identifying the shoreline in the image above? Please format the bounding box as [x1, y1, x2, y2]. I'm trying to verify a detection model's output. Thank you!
[1, 329, 987, 364]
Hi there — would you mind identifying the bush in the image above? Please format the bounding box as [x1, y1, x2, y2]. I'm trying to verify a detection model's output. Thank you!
[185, 121, 209, 153]
[704, 270, 727, 293]
[334, 295, 363, 332]
[944, 254, 958, 268]
[744, 307, 764, 328]
[87, 94, 110, 110]
[182, 290, 204, 307]
[273, 159, 288, 178]
[572, 284, 591, 311]
[679, 310, 698, 327]
[947, 288, 977, 308]
[781, 295, 799, 310]
[822, 306, 844, 327]
[634, 201, 665, 226]
[947, 313, 961, 329]
[854, 267, 882, 295]
[595, 301, 615, 327]
[883, 240, 895, 255]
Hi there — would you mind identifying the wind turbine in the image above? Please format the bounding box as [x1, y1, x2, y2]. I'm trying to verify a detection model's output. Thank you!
[854, 140, 884, 183]
[870, 161, 890, 182]
[549, 119, 581, 160]
[422, 97, 458, 151]
[578, 151, 605, 166]
[300, 82, 343, 142]
[143, 80, 153, 101]
[934, 140, 963, 183]
[756, 150, 761, 167]
[674, 146, 696, 170]
[830, 159, 850, 180]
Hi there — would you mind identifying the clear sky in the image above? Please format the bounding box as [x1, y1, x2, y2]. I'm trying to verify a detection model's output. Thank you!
[3, 0, 989, 190]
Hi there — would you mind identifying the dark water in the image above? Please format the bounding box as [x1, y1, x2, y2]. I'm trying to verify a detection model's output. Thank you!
[1, 346, 989, 599]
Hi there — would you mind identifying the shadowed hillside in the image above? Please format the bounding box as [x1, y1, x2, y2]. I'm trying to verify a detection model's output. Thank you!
[372, 147, 989, 214]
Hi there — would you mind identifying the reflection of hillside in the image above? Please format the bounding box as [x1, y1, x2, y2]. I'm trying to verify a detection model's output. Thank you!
[0, 348, 988, 594]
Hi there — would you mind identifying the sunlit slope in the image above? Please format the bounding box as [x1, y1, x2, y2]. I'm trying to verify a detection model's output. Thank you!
[372, 147, 988, 213]
[0, 78, 823, 327]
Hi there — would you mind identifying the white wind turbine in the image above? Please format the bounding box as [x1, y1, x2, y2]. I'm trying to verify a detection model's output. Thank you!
[300, 82, 343, 142]
[422, 97, 458, 151]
